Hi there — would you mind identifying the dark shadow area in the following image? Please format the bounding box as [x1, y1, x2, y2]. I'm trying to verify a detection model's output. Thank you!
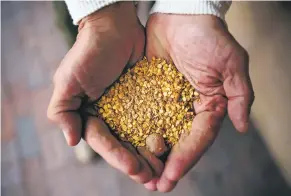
[189, 116, 291, 196]
[280, 1, 291, 12]
[53, 1, 78, 46]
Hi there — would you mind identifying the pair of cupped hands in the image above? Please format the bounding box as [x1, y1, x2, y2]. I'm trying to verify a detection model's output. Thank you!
[47, 2, 254, 192]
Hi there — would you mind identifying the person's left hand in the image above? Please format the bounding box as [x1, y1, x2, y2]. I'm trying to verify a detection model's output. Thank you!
[145, 14, 254, 192]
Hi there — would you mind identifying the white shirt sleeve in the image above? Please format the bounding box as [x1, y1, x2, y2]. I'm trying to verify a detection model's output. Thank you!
[151, 0, 231, 20]
[64, 0, 120, 25]
[65, 0, 231, 25]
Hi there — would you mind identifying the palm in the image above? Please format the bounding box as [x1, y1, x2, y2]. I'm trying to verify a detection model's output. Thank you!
[145, 14, 254, 192]
[50, 18, 145, 146]
[54, 24, 144, 101]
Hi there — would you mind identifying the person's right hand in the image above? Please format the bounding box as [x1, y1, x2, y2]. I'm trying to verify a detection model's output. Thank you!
[47, 2, 162, 184]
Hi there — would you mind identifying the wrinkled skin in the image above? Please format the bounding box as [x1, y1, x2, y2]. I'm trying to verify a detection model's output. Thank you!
[48, 3, 255, 192]
[145, 14, 255, 192]
[47, 2, 163, 184]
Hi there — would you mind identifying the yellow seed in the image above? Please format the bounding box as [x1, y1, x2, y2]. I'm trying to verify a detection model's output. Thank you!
[95, 57, 199, 148]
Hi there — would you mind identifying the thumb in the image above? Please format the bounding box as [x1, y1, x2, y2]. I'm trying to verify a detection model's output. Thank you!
[47, 84, 83, 146]
[156, 110, 224, 192]
[223, 53, 254, 133]
[47, 49, 84, 146]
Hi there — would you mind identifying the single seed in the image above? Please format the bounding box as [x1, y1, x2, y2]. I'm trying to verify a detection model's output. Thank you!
[146, 134, 168, 156]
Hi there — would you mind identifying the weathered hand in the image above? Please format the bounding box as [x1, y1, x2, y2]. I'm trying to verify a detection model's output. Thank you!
[47, 2, 160, 184]
[146, 14, 254, 192]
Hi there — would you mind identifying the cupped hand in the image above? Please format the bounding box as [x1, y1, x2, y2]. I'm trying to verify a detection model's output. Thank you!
[47, 2, 162, 184]
[145, 14, 254, 192]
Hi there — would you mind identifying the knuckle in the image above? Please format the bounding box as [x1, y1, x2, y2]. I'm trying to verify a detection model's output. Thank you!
[131, 168, 153, 184]
[108, 146, 140, 175]
[142, 177, 153, 184]
[46, 102, 62, 123]
[125, 160, 140, 176]
[165, 169, 181, 182]
[166, 174, 179, 183]
[163, 158, 188, 182]
[137, 174, 152, 184]
[103, 142, 120, 157]
[143, 169, 153, 183]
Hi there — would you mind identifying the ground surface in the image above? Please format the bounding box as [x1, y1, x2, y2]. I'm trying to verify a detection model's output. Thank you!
[1, 2, 291, 196]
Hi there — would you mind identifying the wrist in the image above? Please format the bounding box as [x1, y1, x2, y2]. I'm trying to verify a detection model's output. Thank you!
[146, 14, 227, 61]
[148, 14, 226, 39]
[151, 1, 231, 21]
[65, 1, 136, 25]
[65, 0, 119, 25]
[79, 2, 138, 31]
[159, 14, 224, 27]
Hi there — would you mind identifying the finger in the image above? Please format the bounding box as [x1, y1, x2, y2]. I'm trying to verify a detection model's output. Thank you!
[130, 155, 153, 184]
[85, 117, 142, 176]
[225, 75, 254, 132]
[157, 175, 178, 193]
[137, 146, 164, 177]
[47, 43, 89, 146]
[144, 178, 159, 191]
[138, 146, 164, 191]
[223, 52, 255, 133]
[122, 142, 153, 184]
[47, 87, 82, 146]
[157, 111, 223, 192]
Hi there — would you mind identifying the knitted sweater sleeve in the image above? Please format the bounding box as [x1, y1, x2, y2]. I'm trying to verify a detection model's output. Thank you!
[151, 1, 231, 20]
[64, 0, 231, 25]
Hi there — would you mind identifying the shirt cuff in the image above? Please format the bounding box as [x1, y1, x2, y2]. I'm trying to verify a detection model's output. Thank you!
[65, 0, 120, 25]
[150, 0, 231, 20]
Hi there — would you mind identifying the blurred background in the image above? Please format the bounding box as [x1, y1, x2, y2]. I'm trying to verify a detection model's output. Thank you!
[1, 1, 291, 196]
